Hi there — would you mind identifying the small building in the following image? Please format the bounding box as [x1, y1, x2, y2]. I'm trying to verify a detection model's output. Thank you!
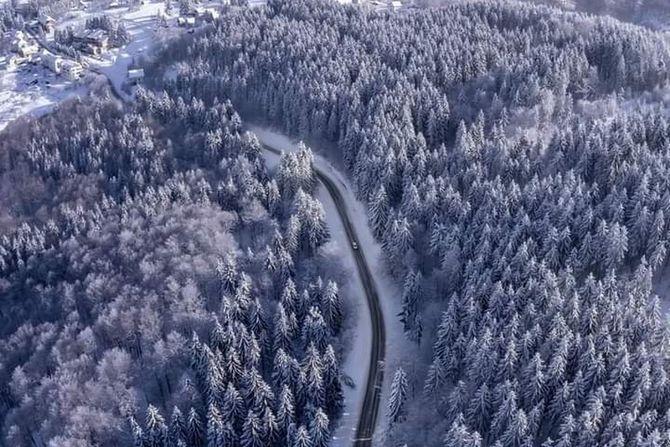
[388, 0, 402, 10]
[41, 50, 62, 73]
[8, 55, 24, 67]
[177, 16, 196, 27]
[201, 7, 220, 21]
[11, 35, 39, 58]
[127, 68, 144, 84]
[61, 60, 83, 81]
[72, 29, 109, 55]
[38, 12, 56, 32]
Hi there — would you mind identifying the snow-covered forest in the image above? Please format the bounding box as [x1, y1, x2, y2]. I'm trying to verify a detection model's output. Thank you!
[418, 0, 670, 29]
[139, 0, 670, 445]
[0, 90, 349, 446]
[522, 0, 670, 29]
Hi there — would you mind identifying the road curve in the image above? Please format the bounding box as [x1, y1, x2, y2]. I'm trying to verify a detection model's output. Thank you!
[17, 36, 386, 438]
[259, 141, 386, 447]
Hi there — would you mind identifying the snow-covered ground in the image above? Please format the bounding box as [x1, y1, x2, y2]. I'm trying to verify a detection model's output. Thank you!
[0, 59, 86, 132]
[82, 2, 177, 96]
[54, 1, 183, 98]
[0, 0, 187, 130]
[249, 125, 410, 446]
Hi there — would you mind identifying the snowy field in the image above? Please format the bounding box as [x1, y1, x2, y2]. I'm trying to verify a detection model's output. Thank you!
[0, 60, 86, 132]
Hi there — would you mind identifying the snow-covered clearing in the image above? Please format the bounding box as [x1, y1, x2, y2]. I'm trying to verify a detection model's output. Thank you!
[0, 60, 86, 132]
[53, 1, 182, 98]
[81, 1, 178, 96]
[249, 125, 411, 446]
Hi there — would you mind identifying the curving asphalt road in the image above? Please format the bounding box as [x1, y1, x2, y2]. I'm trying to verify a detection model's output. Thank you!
[259, 141, 386, 447]
[23, 31, 387, 440]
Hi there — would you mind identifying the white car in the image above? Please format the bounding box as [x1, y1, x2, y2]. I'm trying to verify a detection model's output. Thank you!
[352, 241, 359, 250]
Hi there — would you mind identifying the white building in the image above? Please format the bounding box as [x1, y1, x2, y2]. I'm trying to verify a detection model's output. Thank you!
[41, 50, 62, 73]
[177, 16, 196, 27]
[11, 34, 39, 58]
[62, 60, 83, 81]
[388, 0, 402, 10]
[38, 12, 56, 32]
[127, 68, 144, 84]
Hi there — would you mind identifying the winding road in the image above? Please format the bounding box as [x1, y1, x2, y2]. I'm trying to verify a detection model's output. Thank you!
[259, 141, 386, 447]
[26, 26, 387, 443]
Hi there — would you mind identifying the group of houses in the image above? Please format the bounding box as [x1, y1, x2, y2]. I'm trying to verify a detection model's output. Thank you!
[10, 31, 39, 59]
[41, 51, 83, 81]
[5, 30, 39, 66]
[11, 0, 57, 34]
[71, 29, 110, 55]
[3, 31, 84, 81]
[177, 6, 222, 27]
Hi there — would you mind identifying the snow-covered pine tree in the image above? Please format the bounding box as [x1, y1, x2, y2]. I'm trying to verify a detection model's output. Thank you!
[387, 367, 409, 427]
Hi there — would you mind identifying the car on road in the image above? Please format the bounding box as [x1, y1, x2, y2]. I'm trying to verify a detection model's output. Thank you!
[352, 241, 359, 250]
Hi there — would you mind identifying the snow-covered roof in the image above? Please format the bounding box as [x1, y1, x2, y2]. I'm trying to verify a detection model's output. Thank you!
[62, 60, 82, 70]
[73, 29, 109, 43]
[128, 68, 145, 79]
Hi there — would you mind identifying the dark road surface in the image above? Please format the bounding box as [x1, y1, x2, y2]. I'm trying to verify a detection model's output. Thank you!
[259, 141, 386, 447]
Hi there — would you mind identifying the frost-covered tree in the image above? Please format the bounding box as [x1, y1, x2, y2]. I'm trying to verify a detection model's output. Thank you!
[387, 367, 409, 427]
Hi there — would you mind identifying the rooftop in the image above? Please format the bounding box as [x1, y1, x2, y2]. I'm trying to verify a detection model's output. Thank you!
[128, 68, 145, 79]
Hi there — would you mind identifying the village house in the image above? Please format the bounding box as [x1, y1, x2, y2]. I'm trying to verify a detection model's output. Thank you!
[41, 50, 62, 74]
[11, 31, 39, 59]
[38, 11, 56, 33]
[201, 7, 220, 21]
[127, 68, 144, 84]
[72, 29, 109, 55]
[177, 16, 196, 27]
[61, 60, 83, 81]
[388, 0, 402, 10]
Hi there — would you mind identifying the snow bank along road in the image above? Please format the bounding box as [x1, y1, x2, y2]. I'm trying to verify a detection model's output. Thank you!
[259, 140, 386, 447]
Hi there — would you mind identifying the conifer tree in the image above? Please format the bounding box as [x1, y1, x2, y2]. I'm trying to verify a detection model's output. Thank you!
[387, 367, 409, 427]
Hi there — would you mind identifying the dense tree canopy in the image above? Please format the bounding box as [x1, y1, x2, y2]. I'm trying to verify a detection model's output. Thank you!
[0, 89, 348, 446]
[142, 0, 670, 445]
